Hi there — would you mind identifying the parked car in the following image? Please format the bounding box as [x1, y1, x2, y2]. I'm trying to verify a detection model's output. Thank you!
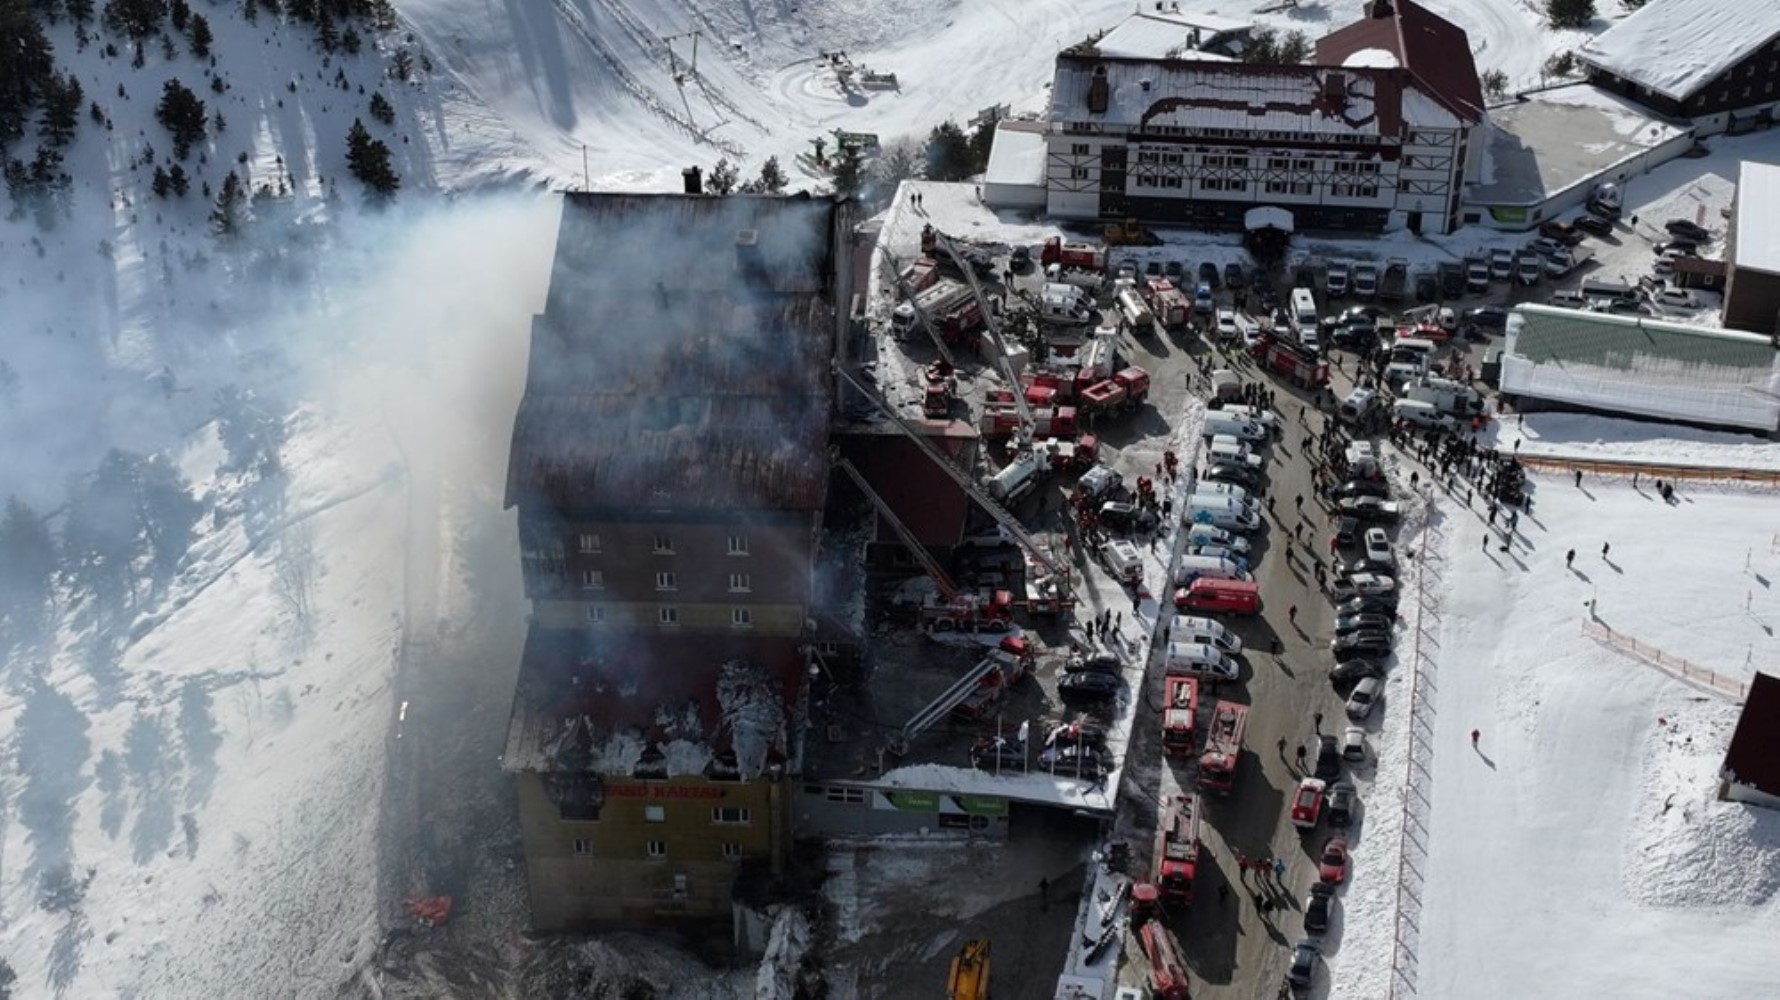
[1216, 308, 1240, 340]
[1304, 882, 1335, 935]
[1291, 777, 1326, 828]
[1116, 260, 1139, 283]
[1065, 653, 1123, 676]
[1345, 675, 1382, 719]
[970, 739, 1026, 772]
[1039, 745, 1105, 776]
[1199, 261, 1221, 290]
[1529, 237, 1568, 259]
[1099, 501, 1156, 533]
[1314, 734, 1342, 781]
[1332, 630, 1394, 656]
[1341, 725, 1367, 761]
[1319, 838, 1350, 884]
[1287, 939, 1319, 991]
[1164, 260, 1185, 281]
[1573, 214, 1613, 238]
[1204, 461, 1262, 489]
[1337, 496, 1401, 522]
[1488, 248, 1515, 281]
[1655, 239, 1698, 257]
[1059, 671, 1121, 705]
[1334, 515, 1361, 549]
[1326, 780, 1357, 827]
[1363, 526, 1394, 564]
[1189, 543, 1246, 562]
[1010, 245, 1033, 271]
[1515, 254, 1542, 286]
[1224, 261, 1245, 289]
[1145, 260, 1165, 277]
[1334, 613, 1394, 636]
[1079, 465, 1123, 500]
[1539, 220, 1584, 245]
[1464, 306, 1509, 332]
[1331, 657, 1387, 685]
[1337, 594, 1398, 617]
[1587, 198, 1622, 220]
[1651, 287, 1703, 310]
[1665, 219, 1712, 243]
[1330, 319, 1377, 349]
[1333, 479, 1390, 501]
[1339, 557, 1396, 579]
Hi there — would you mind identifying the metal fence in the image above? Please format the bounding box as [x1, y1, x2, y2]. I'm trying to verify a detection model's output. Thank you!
[1516, 454, 1780, 487]
[1580, 619, 1750, 701]
[1387, 497, 1445, 999]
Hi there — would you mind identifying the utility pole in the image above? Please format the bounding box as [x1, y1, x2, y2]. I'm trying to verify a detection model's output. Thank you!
[581, 144, 590, 191]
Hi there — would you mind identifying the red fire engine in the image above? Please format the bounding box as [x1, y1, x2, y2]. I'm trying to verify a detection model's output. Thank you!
[1161, 675, 1199, 757]
[1153, 794, 1202, 907]
[1197, 701, 1249, 795]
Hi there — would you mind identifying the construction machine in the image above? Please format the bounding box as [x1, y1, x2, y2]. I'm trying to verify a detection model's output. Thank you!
[947, 938, 991, 1000]
[1104, 217, 1162, 247]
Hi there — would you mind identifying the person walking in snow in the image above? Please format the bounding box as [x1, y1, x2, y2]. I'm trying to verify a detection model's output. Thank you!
[1287, 604, 1298, 625]
[1602, 541, 1611, 559]
[1273, 857, 1286, 879]
[1566, 548, 1575, 568]
[1471, 728, 1480, 747]
[1574, 468, 1583, 487]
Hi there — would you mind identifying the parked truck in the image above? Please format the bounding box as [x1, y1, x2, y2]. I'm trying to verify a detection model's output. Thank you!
[1077, 366, 1152, 418]
[1352, 261, 1379, 299]
[1153, 794, 1202, 908]
[1041, 236, 1107, 272]
[1197, 700, 1249, 795]
[1253, 335, 1331, 388]
[1380, 257, 1409, 302]
[1162, 674, 1200, 757]
[1139, 922, 1191, 1000]
[1403, 375, 1483, 416]
[892, 278, 973, 336]
[1143, 278, 1191, 330]
[1037, 282, 1094, 325]
[1116, 286, 1157, 335]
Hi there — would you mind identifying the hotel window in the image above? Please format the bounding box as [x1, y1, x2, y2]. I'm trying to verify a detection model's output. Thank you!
[659, 606, 679, 626]
[824, 786, 866, 804]
[645, 805, 666, 823]
[646, 841, 666, 858]
[727, 535, 749, 555]
[1267, 156, 1290, 170]
[722, 843, 744, 861]
[1069, 167, 1088, 180]
[578, 533, 600, 553]
[712, 807, 752, 825]
[572, 838, 592, 856]
[655, 571, 677, 591]
[653, 533, 673, 553]
[586, 605, 606, 625]
[1071, 142, 1090, 155]
[581, 569, 604, 590]
[729, 573, 752, 592]
[732, 608, 754, 629]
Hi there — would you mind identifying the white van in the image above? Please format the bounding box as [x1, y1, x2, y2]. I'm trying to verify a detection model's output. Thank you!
[1185, 497, 1262, 533]
[1391, 336, 1438, 362]
[1183, 523, 1251, 553]
[1217, 404, 1280, 431]
[1100, 538, 1143, 582]
[1393, 398, 1457, 431]
[1164, 641, 1239, 681]
[1173, 554, 1252, 587]
[1203, 413, 1269, 442]
[1038, 283, 1093, 325]
[1338, 387, 1377, 423]
[1174, 615, 1243, 655]
[1206, 435, 1263, 468]
[1193, 480, 1252, 504]
[1291, 287, 1319, 332]
[986, 453, 1044, 503]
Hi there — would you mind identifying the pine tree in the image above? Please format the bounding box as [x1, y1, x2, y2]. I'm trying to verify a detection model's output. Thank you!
[186, 12, 210, 59]
[0, 496, 57, 629]
[0, 0, 57, 146]
[756, 155, 787, 193]
[210, 169, 243, 235]
[368, 90, 393, 125]
[37, 72, 84, 149]
[65, 0, 93, 23]
[925, 121, 971, 182]
[101, 0, 168, 39]
[168, 0, 187, 30]
[154, 78, 205, 159]
[1546, 0, 1594, 28]
[151, 163, 170, 197]
[344, 117, 399, 196]
[167, 161, 187, 195]
[707, 157, 738, 195]
[830, 145, 863, 200]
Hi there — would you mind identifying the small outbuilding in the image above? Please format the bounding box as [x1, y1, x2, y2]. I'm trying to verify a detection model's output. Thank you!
[1720, 672, 1780, 810]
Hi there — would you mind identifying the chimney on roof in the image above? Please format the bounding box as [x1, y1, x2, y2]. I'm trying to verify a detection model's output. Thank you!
[682, 165, 703, 195]
[1088, 64, 1110, 114]
[1365, 0, 1396, 18]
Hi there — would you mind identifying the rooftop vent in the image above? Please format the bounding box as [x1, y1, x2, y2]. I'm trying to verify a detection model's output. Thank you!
[1140, 78, 1152, 93]
[682, 165, 703, 194]
[736, 228, 760, 247]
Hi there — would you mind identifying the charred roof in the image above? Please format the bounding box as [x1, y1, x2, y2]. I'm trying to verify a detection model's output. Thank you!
[1723, 673, 1780, 795]
[1316, 0, 1484, 124]
[506, 193, 845, 514]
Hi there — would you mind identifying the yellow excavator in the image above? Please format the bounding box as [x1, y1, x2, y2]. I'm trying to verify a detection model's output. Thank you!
[1103, 217, 1161, 247]
[947, 938, 991, 1000]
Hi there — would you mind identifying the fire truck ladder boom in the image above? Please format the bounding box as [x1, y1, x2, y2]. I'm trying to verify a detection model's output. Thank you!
[900, 652, 1006, 744]
[834, 457, 958, 600]
[878, 245, 956, 368]
[833, 364, 1069, 585]
[927, 231, 1032, 435]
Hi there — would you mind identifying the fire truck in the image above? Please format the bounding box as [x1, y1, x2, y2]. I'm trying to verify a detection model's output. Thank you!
[901, 256, 939, 294]
[1040, 236, 1107, 272]
[979, 403, 1078, 441]
[1161, 675, 1200, 757]
[1138, 920, 1191, 1000]
[1252, 334, 1331, 389]
[1153, 794, 1202, 907]
[922, 361, 955, 419]
[1144, 278, 1191, 330]
[1077, 366, 1152, 418]
[1197, 700, 1249, 795]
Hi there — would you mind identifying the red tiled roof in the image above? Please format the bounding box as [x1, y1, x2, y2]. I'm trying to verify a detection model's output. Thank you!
[1317, 0, 1484, 124]
[1723, 673, 1780, 794]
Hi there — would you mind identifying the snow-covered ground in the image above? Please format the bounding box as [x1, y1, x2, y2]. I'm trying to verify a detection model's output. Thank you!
[1331, 464, 1780, 998]
[1489, 412, 1780, 472]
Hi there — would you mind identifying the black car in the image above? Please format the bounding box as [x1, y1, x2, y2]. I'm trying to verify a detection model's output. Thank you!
[1337, 593, 1398, 617]
[1338, 496, 1401, 523]
[1010, 245, 1032, 271]
[1326, 780, 1357, 827]
[1334, 613, 1394, 636]
[1334, 516, 1361, 548]
[1655, 239, 1698, 257]
[1573, 214, 1612, 238]
[1665, 219, 1712, 243]
[1046, 719, 1108, 749]
[1329, 320, 1378, 349]
[1333, 479, 1390, 500]
[1332, 631, 1394, 656]
[1065, 653, 1122, 676]
[1224, 261, 1245, 289]
[1199, 261, 1221, 290]
[970, 738, 1026, 772]
[1339, 558, 1396, 578]
[1058, 671, 1120, 704]
[1040, 745, 1105, 777]
[1313, 734, 1341, 781]
[1330, 657, 1387, 685]
[1587, 198, 1622, 220]
[1465, 306, 1509, 331]
[1304, 882, 1335, 935]
[1204, 461, 1262, 489]
[1287, 939, 1319, 990]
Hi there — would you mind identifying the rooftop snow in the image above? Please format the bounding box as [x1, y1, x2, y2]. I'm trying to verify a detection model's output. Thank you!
[1051, 56, 1395, 137]
[1734, 160, 1780, 277]
[984, 122, 1049, 188]
[1464, 86, 1689, 207]
[1501, 304, 1780, 432]
[1343, 47, 1399, 69]
[1577, 0, 1780, 102]
[1091, 10, 1249, 60]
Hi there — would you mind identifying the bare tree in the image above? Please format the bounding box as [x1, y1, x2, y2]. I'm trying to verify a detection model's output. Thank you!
[273, 521, 315, 628]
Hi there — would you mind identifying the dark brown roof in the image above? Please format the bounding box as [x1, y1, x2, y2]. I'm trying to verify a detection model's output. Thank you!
[1316, 0, 1485, 124]
[505, 193, 843, 514]
[1723, 672, 1780, 793]
[836, 422, 978, 549]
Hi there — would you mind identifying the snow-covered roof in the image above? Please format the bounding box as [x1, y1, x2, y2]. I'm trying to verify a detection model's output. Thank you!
[1051, 56, 1398, 137]
[1502, 305, 1780, 432]
[1094, 10, 1250, 59]
[984, 123, 1048, 188]
[1577, 0, 1780, 102]
[1734, 160, 1780, 277]
[1343, 47, 1399, 69]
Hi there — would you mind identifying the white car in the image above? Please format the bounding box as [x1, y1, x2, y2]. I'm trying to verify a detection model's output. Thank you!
[1363, 526, 1394, 564]
[1436, 307, 1458, 331]
[1651, 287, 1702, 310]
[1189, 543, 1245, 562]
[1215, 308, 1239, 340]
[1489, 249, 1514, 280]
[1345, 676, 1382, 720]
[1330, 572, 1397, 599]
